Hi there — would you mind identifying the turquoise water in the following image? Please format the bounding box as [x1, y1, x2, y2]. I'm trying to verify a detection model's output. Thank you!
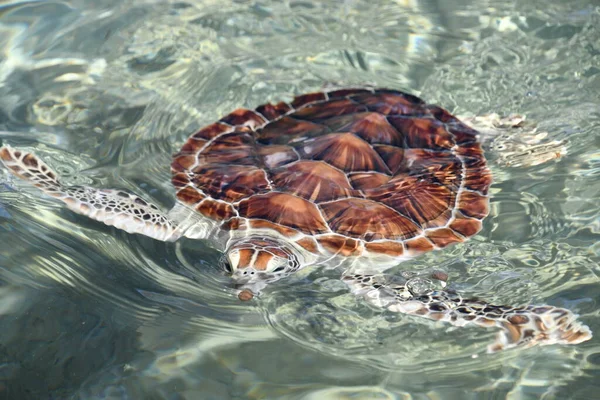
[0, 0, 599, 398]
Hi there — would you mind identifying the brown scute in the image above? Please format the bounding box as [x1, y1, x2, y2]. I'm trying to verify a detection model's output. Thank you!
[0, 147, 11, 162]
[198, 132, 256, 166]
[462, 154, 486, 170]
[508, 315, 529, 325]
[254, 251, 274, 271]
[351, 91, 424, 115]
[248, 219, 299, 237]
[291, 92, 327, 108]
[255, 101, 292, 120]
[222, 217, 246, 231]
[365, 241, 404, 257]
[190, 165, 269, 202]
[425, 105, 479, 139]
[257, 116, 329, 144]
[565, 329, 591, 344]
[501, 321, 522, 344]
[257, 144, 298, 168]
[192, 122, 232, 140]
[292, 99, 367, 121]
[448, 125, 479, 144]
[295, 237, 319, 253]
[320, 198, 421, 241]
[375, 89, 424, 104]
[196, 199, 235, 220]
[22, 154, 38, 168]
[348, 172, 391, 190]
[373, 145, 406, 173]
[171, 172, 190, 188]
[464, 165, 492, 194]
[237, 192, 328, 235]
[264, 246, 289, 259]
[432, 171, 463, 192]
[426, 104, 460, 124]
[449, 213, 483, 237]
[405, 236, 435, 253]
[404, 149, 460, 172]
[328, 88, 372, 98]
[402, 150, 463, 189]
[236, 248, 254, 269]
[428, 105, 481, 144]
[220, 108, 267, 128]
[425, 208, 454, 230]
[455, 142, 484, 158]
[178, 137, 208, 155]
[298, 132, 390, 173]
[270, 160, 355, 202]
[176, 186, 204, 205]
[171, 154, 196, 172]
[317, 235, 363, 256]
[367, 177, 454, 229]
[425, 228, 464, 248]
[388, 116, 455, 150]
[458, 191, 489, 219]
[410, 172, 457, 193]
[323, 112, 403, 146]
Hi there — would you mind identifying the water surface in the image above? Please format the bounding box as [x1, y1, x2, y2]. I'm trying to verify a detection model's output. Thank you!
[0, 0, 599, 398]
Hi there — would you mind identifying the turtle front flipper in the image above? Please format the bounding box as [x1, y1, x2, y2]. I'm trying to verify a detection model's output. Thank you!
[0, 145, 181, 242]
[343, 273, 592, 353]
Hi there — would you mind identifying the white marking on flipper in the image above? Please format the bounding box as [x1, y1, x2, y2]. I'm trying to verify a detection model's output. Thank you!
[458, 113, 567, 167]
[342, 273, 592, 353]
[0, 145, 181, 242]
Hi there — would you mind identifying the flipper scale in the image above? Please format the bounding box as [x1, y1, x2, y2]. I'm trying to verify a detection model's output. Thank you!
[343, 273, 591, 353]
[1, 145, 180, 242]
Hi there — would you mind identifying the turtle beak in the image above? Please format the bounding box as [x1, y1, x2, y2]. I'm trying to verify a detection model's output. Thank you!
[231, 274, 270, 301]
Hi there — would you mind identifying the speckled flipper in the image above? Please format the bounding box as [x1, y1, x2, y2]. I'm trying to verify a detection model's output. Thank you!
[0, 145, 180, 242]
[343, 274, 592, 353]
[460, 113, 567, 168]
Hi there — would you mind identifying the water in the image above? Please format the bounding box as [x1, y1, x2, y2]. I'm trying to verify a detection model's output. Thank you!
[0, 0, 599, 398]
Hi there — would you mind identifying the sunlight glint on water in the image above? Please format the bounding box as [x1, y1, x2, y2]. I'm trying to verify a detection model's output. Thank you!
[0, 0, 599, 398]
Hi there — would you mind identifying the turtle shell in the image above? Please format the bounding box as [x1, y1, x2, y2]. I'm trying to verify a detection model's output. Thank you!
[171, 88, 492, 259]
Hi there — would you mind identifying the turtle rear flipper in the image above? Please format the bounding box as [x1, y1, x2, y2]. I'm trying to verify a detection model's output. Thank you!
[343, 274, 592, 353]
[459, 113, 567, 168]
[0, 145, 181, 242]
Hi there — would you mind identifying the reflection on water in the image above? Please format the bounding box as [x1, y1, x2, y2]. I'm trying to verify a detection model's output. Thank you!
[0, 0, 599, 398]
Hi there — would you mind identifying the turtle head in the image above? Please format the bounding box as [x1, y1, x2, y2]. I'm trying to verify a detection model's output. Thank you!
[221, 237, 302, 300]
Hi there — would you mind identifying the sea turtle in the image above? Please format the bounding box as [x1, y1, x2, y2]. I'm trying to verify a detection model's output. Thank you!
[0, 88, 591, 353]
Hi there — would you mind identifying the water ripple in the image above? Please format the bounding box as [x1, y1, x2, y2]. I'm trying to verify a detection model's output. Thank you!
[0, 0, 599, 398]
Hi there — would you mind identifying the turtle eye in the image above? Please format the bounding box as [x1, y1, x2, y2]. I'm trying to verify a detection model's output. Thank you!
[221, 259, 233, 273]
[265, 254, 288, 273]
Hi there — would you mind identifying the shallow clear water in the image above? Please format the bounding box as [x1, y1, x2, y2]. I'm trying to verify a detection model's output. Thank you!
[0, 0, 599, 398]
